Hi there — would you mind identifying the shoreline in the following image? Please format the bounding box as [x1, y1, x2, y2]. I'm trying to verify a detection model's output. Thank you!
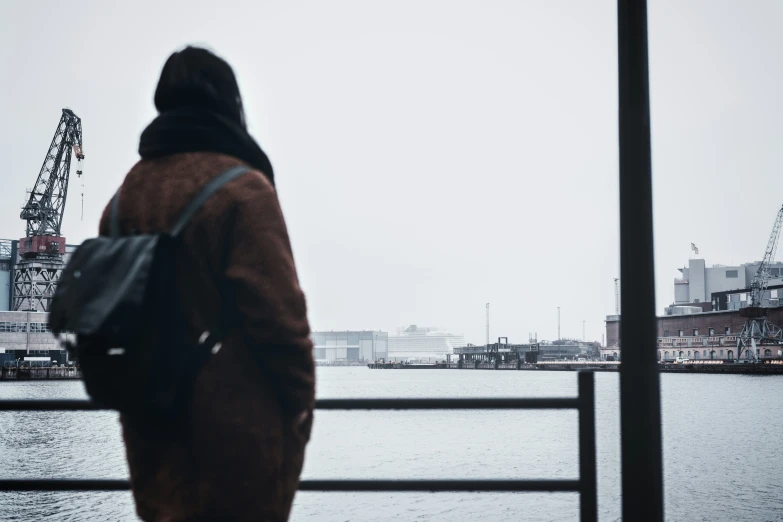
[368, 361, 783, 374]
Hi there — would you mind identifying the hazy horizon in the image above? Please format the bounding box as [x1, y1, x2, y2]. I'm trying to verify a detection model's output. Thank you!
[3, 1, 782, 345]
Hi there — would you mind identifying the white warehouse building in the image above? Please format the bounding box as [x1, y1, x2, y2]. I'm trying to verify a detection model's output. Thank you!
[311, 331, 388, 363]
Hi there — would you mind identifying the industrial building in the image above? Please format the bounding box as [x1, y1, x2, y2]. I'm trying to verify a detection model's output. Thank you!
[606, 226, 783, 362]
[0, 239, 77, 365]
[453, 337, 598, 364]
[387, 325, 466, 362]
[605, 307, 783, 361]
[0, 239, 78, 313]
[710, 284, 783, 312]
[1, 109, 84, 365]
[538, 340, 599, 359]
[311, 330, 388, 363]
[673, 258, 783, 308]
[0, 310, 65, 366]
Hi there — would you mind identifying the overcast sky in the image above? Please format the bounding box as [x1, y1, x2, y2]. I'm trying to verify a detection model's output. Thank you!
[2, 1, 781, 344]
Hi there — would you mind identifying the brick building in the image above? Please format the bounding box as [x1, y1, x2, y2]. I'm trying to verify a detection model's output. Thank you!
[604, 307, 783, 361]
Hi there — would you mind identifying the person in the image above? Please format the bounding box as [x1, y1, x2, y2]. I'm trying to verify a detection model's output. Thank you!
[100, 46, 315, 522]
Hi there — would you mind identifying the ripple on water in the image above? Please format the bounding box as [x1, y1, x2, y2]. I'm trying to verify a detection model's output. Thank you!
[1, 369, 781, 521]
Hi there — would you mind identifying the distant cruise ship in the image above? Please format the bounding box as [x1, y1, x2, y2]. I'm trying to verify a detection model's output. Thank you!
[387, 325, 466, 362]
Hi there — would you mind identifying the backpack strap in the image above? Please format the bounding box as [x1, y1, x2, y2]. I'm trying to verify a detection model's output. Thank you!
[168, 165, 252, 356]
[181, 165, 252, 357]
[109, 190, 121, 238]
[169, 165, 252, 237]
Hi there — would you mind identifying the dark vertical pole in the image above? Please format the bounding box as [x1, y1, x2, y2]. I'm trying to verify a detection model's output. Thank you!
[578, 371, 597, 522]
[617, 1, 664, 521]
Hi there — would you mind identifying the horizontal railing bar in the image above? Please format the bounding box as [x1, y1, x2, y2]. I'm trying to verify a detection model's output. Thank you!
[0, 400, 106, 411]
[0, 398, 580, 411]
[316, 398, 579, 410]
[0, 479, 581, 493]
[0, 479, 130, 491]
[299, 479, 581, 492]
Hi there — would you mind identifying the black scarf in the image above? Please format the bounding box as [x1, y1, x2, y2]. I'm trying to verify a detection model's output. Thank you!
[139, 108, 274, 186]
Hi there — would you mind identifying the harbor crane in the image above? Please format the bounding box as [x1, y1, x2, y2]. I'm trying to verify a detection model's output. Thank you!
[736, 204, 783, 360]
[14, 109, 84, 312]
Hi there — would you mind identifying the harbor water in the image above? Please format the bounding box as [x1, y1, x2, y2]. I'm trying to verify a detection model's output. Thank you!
[1, 368, 782, 521]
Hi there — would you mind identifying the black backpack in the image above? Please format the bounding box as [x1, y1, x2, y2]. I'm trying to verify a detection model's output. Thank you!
[48, 165, 251, 418]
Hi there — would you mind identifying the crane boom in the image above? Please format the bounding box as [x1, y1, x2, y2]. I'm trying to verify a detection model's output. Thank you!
[20, 108, 84, 238]
[13, 108, 84, 312]
[737, 204, 783, 360]
[750, 205, 783, 307]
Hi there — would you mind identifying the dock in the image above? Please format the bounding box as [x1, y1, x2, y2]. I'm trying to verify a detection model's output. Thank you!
[368, 361, 783, 373]
[368, 339, 783, 374]
[368, 361, 621, 371]
[0, 367, 81, 381]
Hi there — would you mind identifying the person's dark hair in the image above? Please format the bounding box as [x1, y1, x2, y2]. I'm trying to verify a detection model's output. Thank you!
[154, 46, 246, 128]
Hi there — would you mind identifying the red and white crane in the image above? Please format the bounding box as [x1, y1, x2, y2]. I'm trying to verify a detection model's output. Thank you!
[14, 109, 84, 312]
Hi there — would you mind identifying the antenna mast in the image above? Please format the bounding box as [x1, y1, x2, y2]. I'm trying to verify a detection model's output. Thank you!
[558, 306, 561, 341]
[485, 303, 490, 348]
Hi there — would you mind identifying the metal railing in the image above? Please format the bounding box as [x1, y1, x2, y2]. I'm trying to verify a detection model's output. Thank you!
[0, 371, 598, 522]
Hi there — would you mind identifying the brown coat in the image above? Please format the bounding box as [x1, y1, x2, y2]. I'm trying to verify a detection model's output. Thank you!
[99, 152, 315, 522]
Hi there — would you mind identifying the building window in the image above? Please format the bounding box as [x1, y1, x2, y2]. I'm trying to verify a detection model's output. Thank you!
[29, 323, 51, 334]
[664, 329, 669, 337]
[725, 326, 731, 335]
[693, 328, 699, 336]
[678, 330, 684, 337]
[0, 322, 28, 333]
[687, 351, 691, 357]
[709, 327, 714, 336]
[726, 270, 738, 278]
[764, 349, 772, 357]
[720, 349, 724, 358]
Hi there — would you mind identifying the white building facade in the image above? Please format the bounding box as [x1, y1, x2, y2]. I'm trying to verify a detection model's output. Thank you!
[311, 331, 388, 363]
[674, 258, 783, 307]
[0, 311, 65, 366]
